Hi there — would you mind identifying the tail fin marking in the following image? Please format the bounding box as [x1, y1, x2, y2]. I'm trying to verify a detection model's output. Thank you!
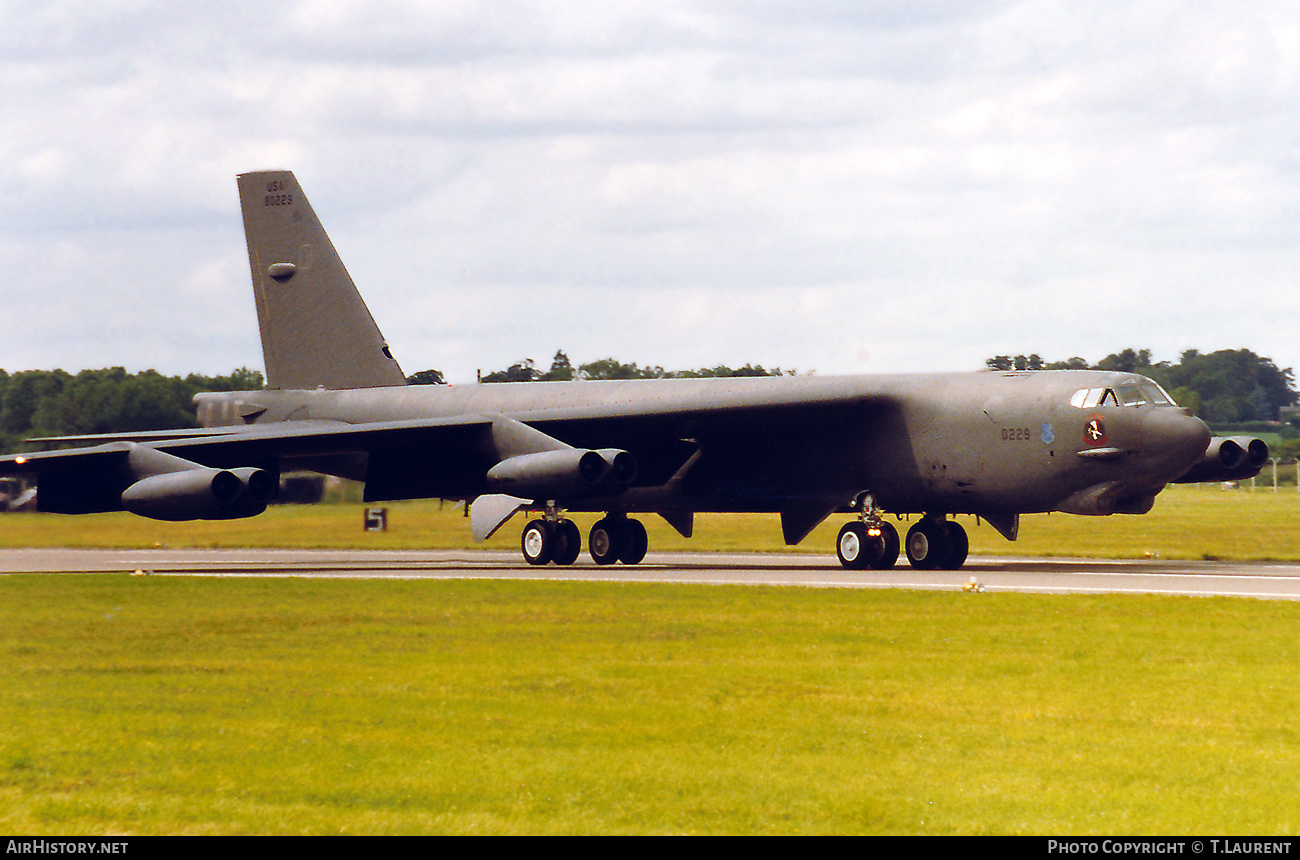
[236, 170, 407, 390]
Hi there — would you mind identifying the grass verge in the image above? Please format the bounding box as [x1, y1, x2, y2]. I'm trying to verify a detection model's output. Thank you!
[4, 576, 1300, 834]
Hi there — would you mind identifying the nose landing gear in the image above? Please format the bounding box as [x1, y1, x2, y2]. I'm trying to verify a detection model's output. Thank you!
[521, 516, 583, 566]
[836, 496, 969, 571]
[836, 495, 900, 570]
[836, 521, 901, 569]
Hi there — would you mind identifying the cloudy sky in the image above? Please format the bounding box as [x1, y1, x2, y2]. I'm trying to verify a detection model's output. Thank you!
[3, 1, 1299, 385]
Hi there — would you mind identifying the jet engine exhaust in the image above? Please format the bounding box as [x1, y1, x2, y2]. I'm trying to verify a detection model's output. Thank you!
[486, 448, 638, 499]
[1172, 436, 1270, 484]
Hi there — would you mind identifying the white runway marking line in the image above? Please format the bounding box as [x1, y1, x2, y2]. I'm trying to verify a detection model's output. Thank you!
[160, 565, 1300, 584]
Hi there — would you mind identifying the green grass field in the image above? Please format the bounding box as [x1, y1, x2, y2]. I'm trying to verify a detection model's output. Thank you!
[4, 486, 1300, 834]
[4, 577, 1300, 834]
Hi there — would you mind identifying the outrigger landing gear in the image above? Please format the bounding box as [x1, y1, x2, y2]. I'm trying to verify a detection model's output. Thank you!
[903, 515, 968, 570]
[836, 495, 900, 570]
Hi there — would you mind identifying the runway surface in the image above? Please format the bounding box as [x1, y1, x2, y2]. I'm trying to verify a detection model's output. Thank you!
[4, 548, 1300, 600]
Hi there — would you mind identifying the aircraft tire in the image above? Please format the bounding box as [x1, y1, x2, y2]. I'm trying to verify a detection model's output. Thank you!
[905, 519, 950, 570]
[552, 519, 582, 566]
[836, 522, 872, 569]
[618, 518, 648, 565]
[870, 521, 900, 570]
[941, 521, 969, 570]
[838, 521, 900, 570]
[589, 517, 623, 565]
[521, 519, 554, 566]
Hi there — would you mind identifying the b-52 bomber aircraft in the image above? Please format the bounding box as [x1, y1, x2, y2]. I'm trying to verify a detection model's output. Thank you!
[0, 171, 1269, 570]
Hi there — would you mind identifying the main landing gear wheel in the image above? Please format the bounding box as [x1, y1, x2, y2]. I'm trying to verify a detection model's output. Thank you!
[904, 518, 968, 570]
[521, 519, 554, 566]
[836, 521, 900, 570]
[589, 516, 648, 565]
[943, 520, 969, 570]
[552, 519, 582, 566]
[521, 518, 583, 566]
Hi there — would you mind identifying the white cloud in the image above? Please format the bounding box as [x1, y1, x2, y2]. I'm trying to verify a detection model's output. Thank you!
[1, 0, 1299, 383]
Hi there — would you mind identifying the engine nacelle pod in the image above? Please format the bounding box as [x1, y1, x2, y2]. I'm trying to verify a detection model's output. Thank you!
[1226, 436, 1269, 475]
[121, 466, 276, 521]
[595, 448, 638, 486]
[1172, 436, 1270, 484]
[486, 448, 637, 499]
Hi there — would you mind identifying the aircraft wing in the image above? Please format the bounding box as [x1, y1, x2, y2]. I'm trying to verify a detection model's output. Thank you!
[0, 415, 494, 474]
[0, 415, 494, 516]
[0, 385, 888, 533]
[6, 379, 882, 469]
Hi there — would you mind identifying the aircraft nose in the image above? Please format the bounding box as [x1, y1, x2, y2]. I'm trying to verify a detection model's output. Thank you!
[1143, 408, 1211, 478]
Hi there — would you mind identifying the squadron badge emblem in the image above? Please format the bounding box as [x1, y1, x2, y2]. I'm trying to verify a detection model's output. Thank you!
[1084, 415, 1107, 446]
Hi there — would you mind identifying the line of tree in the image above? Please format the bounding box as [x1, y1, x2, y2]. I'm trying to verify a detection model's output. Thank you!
[7, 348, 1289, 452]
[0, 355, 789, 450]
[409, 351, 795, 384]
[985, 349, 1298, 423]
[0, 367, 264, 452]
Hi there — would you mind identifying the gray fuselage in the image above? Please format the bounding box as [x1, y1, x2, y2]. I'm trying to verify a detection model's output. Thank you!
[196, 368, 1210, 523]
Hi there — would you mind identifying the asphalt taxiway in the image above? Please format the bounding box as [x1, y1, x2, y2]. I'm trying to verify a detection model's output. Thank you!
[4, 548, 1300, 600]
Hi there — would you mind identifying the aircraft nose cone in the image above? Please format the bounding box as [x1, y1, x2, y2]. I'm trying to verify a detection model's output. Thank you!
[1144, 408, 1211, 479]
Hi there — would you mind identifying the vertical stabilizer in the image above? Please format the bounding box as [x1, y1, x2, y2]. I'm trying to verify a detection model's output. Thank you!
[237, 171, 407, 390]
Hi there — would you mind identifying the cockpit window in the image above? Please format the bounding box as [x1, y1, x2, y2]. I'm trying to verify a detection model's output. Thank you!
[1117, 383, 1146, 406]
[1070, 388, 1119, 407]
[1070, 388, 1103, 408]
[1070, 381, 1177, 409]
[1143, 381, 1175, 406]
[1124, 380, 1177, 407]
